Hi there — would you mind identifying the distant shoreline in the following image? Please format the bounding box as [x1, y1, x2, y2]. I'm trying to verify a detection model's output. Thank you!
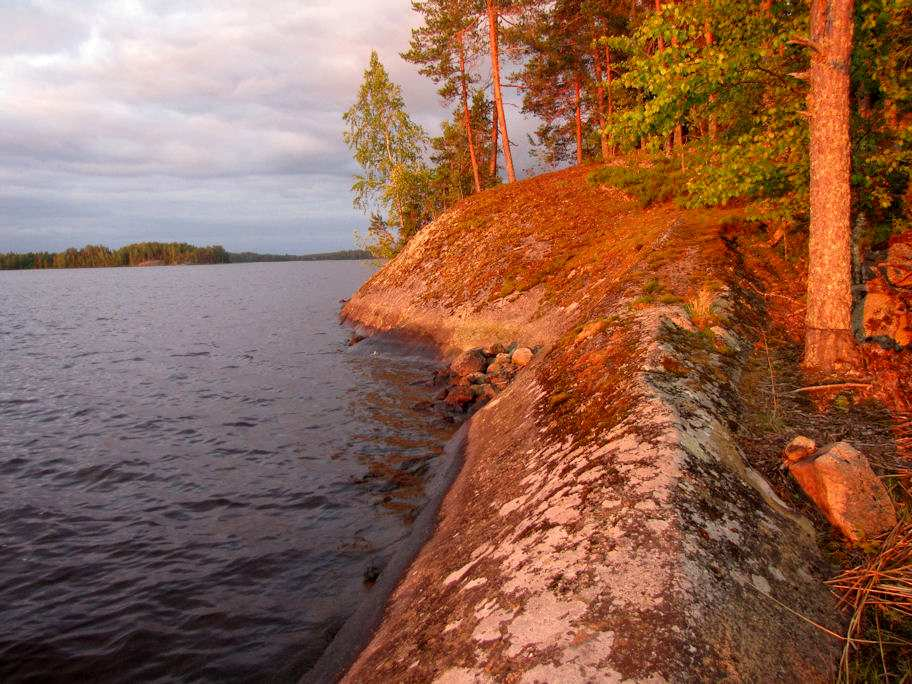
[0, 243, 373, 270]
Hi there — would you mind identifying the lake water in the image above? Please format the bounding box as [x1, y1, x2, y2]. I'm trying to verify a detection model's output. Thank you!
[0, 261, 452, 682]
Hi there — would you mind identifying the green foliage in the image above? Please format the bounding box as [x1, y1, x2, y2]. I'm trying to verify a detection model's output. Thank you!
[0, 242, 229, 270]
[343, 51, 428, 253]
[604, 0, 911, 231]
[588, 159, 687, 207]
[429, 92, 499, 204]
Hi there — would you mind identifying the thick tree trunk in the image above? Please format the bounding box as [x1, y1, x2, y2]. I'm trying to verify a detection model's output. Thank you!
[804, 0, 856, 374]
[593, 41, 610, 161]
[486, 0, 516, 183]
[458, 31, 482, 193]
[574, 75, 584, 165]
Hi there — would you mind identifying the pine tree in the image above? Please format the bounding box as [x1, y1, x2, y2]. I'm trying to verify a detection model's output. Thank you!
[404, 0, 487, 192]
[803, 0, 857, 373]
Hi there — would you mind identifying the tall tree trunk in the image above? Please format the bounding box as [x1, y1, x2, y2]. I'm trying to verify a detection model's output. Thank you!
[804, 0, 856, 374]
[489, 91, 499, 178]
[672, 31, 684, 149]
[704, 12, 717, 141]
[655, 0, 672, 154]
[457, 30, 482, 193]
[593, 39, 610, 161]
[574, 74, 584, 165]
[486, 0, 516, 183]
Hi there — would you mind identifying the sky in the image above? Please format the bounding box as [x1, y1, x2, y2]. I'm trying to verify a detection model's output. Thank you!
[0, 0, 539, 254]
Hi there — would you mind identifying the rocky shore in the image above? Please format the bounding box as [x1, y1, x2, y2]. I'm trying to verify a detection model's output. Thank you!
[313, 167, 848, 682]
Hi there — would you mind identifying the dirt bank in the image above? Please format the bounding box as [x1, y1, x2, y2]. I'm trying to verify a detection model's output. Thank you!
[330, 166, 845, 681]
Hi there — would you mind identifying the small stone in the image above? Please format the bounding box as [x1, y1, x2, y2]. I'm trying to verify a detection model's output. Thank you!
[466, 372, 487, 385]
[363, 562, 381, 584]
[787, 441, 897, 543]
[783, 436, 817, 463]
[511, 347, 533, 366]
[450, 348, 486, 376]
[495, 353, 511, 363]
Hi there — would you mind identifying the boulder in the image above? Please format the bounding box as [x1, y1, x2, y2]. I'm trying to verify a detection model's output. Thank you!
[884, 232, 912, 288]
[862, 283, 912, 347]
[510, 347, 533, 366]
[444, 385, 476, 410]
[862, 231, 912, 348]
[450, 348, 487, 377]
[785, 440, 897, 543]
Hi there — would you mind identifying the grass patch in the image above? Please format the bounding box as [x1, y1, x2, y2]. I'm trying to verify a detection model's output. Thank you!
[827, 491, 912, 683]
[588, 160, 690, 208]
[685, 283, 721, 330]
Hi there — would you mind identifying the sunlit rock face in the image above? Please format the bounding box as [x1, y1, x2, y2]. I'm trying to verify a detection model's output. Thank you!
[336, 167, 842, 682]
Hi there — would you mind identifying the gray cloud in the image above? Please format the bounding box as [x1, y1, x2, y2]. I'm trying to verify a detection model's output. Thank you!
[0, 0, 537, 253]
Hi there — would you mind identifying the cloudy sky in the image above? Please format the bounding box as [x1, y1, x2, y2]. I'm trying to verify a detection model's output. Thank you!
[0, 0, 537, 254]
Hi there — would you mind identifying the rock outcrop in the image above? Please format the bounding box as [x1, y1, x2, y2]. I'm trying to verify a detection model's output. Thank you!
[332, 167, 842, 682]
[862, 231, 912, 348]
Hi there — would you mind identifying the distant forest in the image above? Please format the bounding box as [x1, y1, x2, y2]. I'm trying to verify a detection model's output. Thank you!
[0, 243, 372, 270]
[227, 249, 372, 262]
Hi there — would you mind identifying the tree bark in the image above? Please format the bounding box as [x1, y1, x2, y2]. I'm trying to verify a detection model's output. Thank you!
[574, 74, 584, 165]
[486, 0, 516, 183]
[804, 0, 856, 374]
[457, 30, 482, 193]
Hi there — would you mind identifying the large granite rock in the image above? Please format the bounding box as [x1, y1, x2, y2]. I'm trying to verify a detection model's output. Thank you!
[330, 172, 843, 682]
[340, 305, 841, 683]
[785, 438, 897, 543]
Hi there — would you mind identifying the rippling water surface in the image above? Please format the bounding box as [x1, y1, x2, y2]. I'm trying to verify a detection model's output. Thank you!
[0, 261, 452, 682]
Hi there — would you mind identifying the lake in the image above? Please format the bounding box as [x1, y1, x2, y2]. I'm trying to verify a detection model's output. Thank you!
[0, 261, 452, 682]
